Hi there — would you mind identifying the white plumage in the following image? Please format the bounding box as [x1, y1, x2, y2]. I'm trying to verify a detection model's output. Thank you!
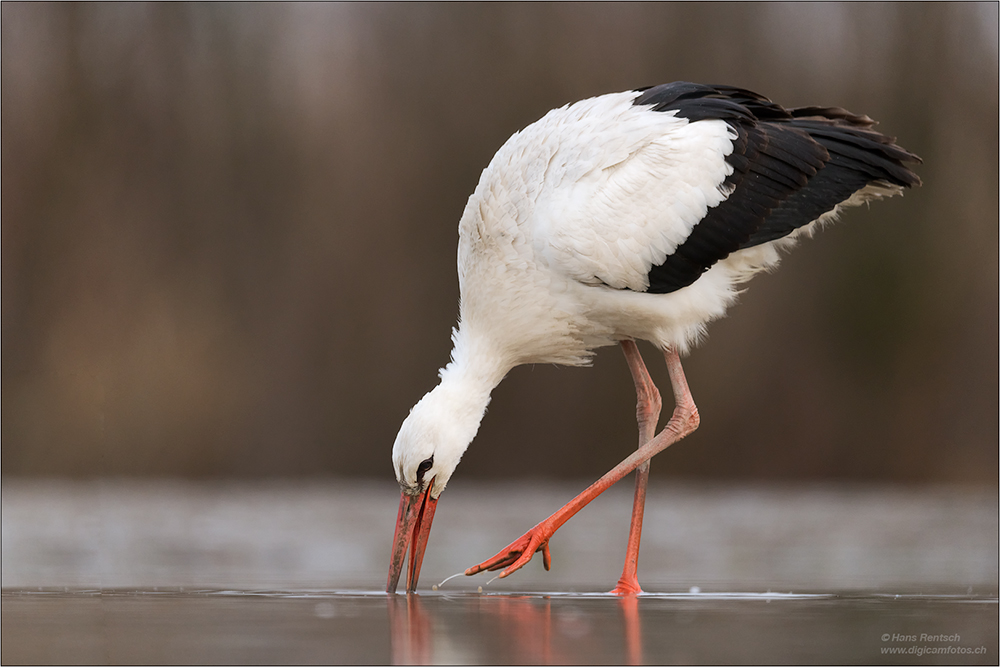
[387, 82, 920, 595]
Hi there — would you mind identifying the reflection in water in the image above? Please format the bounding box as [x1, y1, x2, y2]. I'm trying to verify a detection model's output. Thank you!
[388, 595, 433, 665]
[388, 593, 645, 665]
[619, 596, 643, 666]
[488, 596, 558, 664]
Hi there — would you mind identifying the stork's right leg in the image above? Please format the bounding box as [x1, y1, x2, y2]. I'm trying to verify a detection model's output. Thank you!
[465, 347, 699, 582]
[611, 340, 662, 596]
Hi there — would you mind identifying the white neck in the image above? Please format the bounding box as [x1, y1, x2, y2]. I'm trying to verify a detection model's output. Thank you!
[394, 326, 512, 497]
[429, 326, 511, 458]
[441, 325, 511, 394]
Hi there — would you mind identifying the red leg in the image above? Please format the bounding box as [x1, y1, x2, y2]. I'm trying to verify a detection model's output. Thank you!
[611, 340, 662, 596]
[465, 346, 699, 581]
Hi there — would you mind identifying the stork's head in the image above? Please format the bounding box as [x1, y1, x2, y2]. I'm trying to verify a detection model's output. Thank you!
[386, 376, 491, 593]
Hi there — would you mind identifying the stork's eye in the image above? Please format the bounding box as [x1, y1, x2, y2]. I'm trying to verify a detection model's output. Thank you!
[416, 456, 434, 484]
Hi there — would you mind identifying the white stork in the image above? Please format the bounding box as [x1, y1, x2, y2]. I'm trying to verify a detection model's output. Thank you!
[386, 82, 921, 595]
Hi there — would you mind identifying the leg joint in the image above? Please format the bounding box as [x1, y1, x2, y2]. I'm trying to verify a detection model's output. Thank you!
[666, 401, 699, 438]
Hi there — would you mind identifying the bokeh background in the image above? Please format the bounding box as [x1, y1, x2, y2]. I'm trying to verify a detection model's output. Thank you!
[3, 3, 997, 484]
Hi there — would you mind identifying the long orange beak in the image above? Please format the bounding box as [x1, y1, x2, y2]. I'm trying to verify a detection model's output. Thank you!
[387, 479, 438, 594]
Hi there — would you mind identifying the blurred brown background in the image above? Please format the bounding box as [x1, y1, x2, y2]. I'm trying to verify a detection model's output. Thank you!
[2, 3, 997, 483]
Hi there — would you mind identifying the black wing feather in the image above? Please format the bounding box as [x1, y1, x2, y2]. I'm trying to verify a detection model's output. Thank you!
[631, 82, 922, 294]
[742, 113, 921, 248]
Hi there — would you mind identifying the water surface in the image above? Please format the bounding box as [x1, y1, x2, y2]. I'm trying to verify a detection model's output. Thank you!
[3, 588, 996, 665]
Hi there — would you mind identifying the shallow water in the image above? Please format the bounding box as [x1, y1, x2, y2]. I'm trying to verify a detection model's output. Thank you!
[2, 588, 997, 665]
[3, 481, 996, 663]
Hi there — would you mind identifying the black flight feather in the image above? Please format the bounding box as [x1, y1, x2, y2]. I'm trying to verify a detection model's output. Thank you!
[631, 82, 921, 294]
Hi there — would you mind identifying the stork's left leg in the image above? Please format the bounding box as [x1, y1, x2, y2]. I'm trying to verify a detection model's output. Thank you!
[466, 346, 699, 583]
[611, 340, 662, 596]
